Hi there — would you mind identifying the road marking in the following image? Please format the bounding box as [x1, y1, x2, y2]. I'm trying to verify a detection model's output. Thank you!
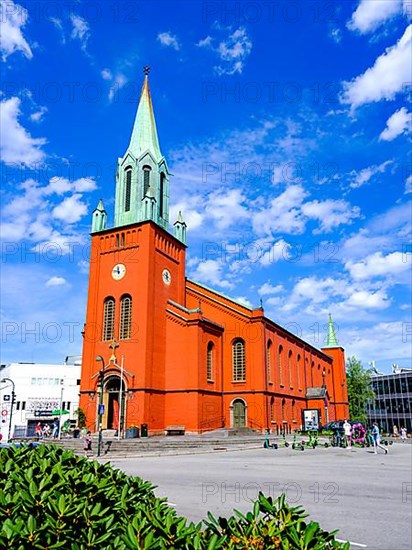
[336, 539, 367, 548]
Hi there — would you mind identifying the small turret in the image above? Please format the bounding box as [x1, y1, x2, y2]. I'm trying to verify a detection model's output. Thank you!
[91, 199, 107, 233]
[173, 211, 187, 244]
[142, 186, 157, 221]
[324, 313, 339, 348]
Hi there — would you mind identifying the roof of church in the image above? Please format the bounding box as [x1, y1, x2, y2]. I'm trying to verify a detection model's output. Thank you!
[127, 72, 162, 162]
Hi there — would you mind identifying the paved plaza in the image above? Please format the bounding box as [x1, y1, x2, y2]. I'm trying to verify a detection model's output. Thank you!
[107, 442, 412, 550]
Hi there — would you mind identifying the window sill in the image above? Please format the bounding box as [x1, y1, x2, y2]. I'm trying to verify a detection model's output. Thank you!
[280, 384, 285, 388]
[232, 380, 246, 384]
[207, 379, 214, 384]
[268, 381, 273, 385]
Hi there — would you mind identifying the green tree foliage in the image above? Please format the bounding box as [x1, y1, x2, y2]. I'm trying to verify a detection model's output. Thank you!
[346, 356, 375, 423]
[0, 445, 350, 549]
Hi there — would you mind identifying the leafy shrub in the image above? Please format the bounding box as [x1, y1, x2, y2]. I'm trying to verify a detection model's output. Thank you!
[0, 444, 349, 549]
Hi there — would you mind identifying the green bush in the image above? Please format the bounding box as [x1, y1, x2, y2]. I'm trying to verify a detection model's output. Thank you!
[0, 445, 349, 549]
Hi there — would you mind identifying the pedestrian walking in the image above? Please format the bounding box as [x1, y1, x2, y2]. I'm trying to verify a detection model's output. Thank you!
[393, 425, 399, 438]
[371, 422, 388, 454]
[343, 419, 352, 448]
[83, 430, 92, 457]
[52, 418, 59, 439]
[400, 426, 407, 442]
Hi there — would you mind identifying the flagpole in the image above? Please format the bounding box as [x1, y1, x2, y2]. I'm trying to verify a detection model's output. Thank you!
[118, 356, 124, 441]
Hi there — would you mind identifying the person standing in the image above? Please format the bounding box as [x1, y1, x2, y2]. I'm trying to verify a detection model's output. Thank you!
[393, 425, 399, 438]
[34, 422, 42, 440]
[83, 430, 92, 457]
[372, 422, 388, 454]
[400, 426, 407, 442]
[52, 418, 59, 439]
[343, 419, 352, 449]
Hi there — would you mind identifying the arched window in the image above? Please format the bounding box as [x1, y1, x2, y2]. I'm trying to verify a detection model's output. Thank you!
[278, 345, 283, 385]
[297, 354, 301, 388]
[270, 397, 275, 422]
[103, 297, 115, 341]
[119, 295, 132, 340]
[282, 398, 286, 421]
[232, 339, 245, 382]
[288, 350, 293, 387]
[207, 341, 213, 381]
[143, 165, 151, 196]
[125, 168, 132, 212]
[159, 172, 166, 217]
[267, 340, 272, 382]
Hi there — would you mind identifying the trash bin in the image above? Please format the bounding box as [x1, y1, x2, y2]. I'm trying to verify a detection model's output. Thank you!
[140, 423, 148, 437]
[125, 426, 139, 438]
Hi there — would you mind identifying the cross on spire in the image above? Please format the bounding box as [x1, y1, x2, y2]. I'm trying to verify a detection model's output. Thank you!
[143, 65, 151, 76]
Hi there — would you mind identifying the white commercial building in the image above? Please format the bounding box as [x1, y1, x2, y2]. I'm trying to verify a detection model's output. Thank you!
[0, 356, 81, 442]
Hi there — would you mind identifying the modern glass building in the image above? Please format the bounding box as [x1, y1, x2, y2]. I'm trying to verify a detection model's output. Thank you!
[366, 367, 412, 434]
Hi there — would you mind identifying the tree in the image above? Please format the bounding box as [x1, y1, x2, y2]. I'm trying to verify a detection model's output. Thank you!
[346, 356, 375, 424]
[75, 408, 86, 428]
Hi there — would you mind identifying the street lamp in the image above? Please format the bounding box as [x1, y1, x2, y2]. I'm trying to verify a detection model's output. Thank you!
[1, 378, 16, 442]
[95, 355, 105, 457]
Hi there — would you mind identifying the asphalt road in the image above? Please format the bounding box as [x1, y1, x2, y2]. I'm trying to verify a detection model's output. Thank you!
[107, 443, 412, 550]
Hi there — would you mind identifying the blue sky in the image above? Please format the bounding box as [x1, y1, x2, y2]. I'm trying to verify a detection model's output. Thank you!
[1, 0, 411, 373]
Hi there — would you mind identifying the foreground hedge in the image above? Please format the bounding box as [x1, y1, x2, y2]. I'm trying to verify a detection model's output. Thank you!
[0, 444, 349, 549]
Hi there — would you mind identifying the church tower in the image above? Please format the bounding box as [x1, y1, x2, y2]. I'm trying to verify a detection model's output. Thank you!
[79, 69, 187, 435]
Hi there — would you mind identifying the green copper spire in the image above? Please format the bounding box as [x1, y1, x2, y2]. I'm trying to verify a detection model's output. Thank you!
[128, 68, 162, 162]
[114, 67, 170, 230]
[324, 313, 339, 348]
[91, 198, 107, 233]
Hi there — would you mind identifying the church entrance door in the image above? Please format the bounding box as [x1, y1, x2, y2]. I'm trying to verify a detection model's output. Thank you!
[103, 377, 122, 430]
[233, 399, 246, 428]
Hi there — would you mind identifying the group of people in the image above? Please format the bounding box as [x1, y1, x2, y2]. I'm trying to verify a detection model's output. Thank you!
[34, 419, 60, 439]
[343, 419, 407, 454]
[392, 425, 407, 441]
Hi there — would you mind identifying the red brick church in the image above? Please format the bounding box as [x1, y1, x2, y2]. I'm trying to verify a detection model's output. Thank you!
[79, 71, 349, 435]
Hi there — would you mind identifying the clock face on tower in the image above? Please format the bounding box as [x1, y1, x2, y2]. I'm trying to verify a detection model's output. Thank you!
[112, 263, 126, 280]
[162, 269, 171, 285]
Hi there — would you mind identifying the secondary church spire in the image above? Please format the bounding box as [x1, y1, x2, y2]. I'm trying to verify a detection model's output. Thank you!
[324, 313, 339, 348]
[114, 67, 170, 231]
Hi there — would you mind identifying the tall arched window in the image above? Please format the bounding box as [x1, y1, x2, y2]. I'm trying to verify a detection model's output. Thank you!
[232, 339, 245, 382]
[278, 345, 283, 385]
[103, 297, 115, 341]
[159, 172, 166, 217]
[207, 341, 213, 381]
[119, 295, 132, 340]
[125, 168, 132, 212]
[297, 354, 301, 388]
[143, 165, 151, 196]
[288, 350, 293, 387]
[267, 340, 272, 383]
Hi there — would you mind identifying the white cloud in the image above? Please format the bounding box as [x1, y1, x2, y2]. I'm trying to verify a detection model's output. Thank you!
[348, 0, 403, 34]
[101, 68, 112, 80]
[45, 276, 67, 287]
[234, 296, 253, 308]
[349, 160, 392, 188]
[45, 176, 97, 195]
[346, 289, 391, 309]
[108, 73, 127, 102]
[197, 36, 213, 48]
[198, 26, 252, 75]
[157, 32, 180, 50]
[52, 194, 88, 224]
[190, 259, 233, 289]
[253, 185, 308, 236]
[0, 0, 32, 60]
[170, 202, 204, 230]
[30, 106, 48, 123]
[260, 240, 291, 266]
[345, 251, 410, 280]
[379, 107, 412, 140]
[0, 97, 46, 167]
[70, 14, 90, 52]
[216, 27, 252, 75]
[341, 25, 412, 109]
[405, 174, 412, 193]
[206, 189, 249, 229]
[301, 199, 361, 233]
[258, 282, 284, 296]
